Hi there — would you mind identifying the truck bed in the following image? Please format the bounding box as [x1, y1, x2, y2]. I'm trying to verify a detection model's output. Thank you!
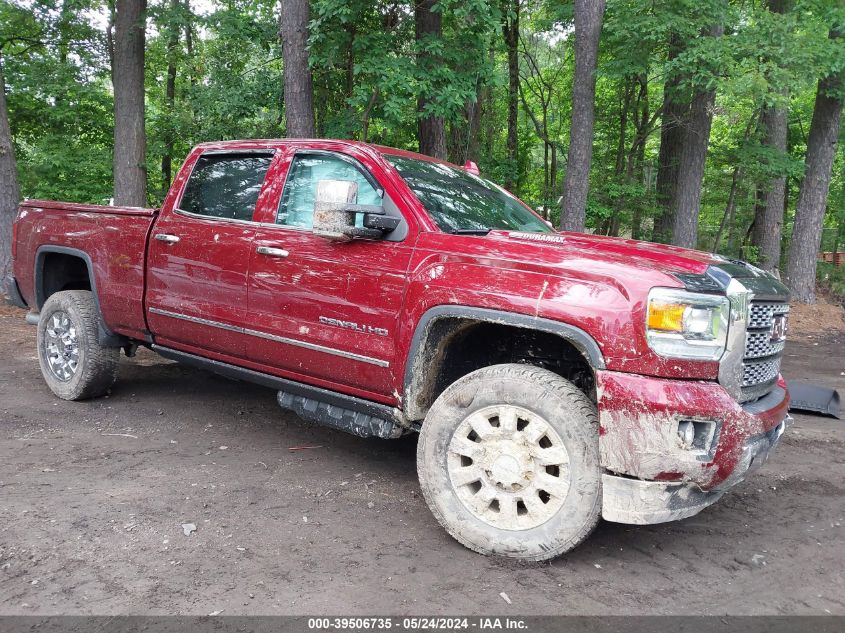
[13, 199, 157, 341]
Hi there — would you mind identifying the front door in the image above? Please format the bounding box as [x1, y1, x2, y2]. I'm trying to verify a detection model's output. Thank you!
[145, 150, 276, 360]
[247, 150, 415, 402]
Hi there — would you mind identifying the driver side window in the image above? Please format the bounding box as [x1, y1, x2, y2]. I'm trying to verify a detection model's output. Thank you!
[277, 153, 382, 228]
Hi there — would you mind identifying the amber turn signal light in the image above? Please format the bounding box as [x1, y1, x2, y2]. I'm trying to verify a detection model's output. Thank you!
[647, 303, 686, 332]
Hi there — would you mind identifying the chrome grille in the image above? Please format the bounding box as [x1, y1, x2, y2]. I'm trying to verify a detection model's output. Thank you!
[748, 302, 789, 328]
[745, 330, 786, 359]
[742, 358, 781, 387]
[741, 301, 789, 400]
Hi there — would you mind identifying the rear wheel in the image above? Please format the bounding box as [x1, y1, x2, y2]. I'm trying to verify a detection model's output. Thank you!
[37, 290, 119, 401]
[416, 363, 601, 560]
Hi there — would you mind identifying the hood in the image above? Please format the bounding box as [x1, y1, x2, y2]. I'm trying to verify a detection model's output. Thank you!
[502, 230, 721, 277]
[499, 230, 791, 298]
[496, 230, 791, 300]
[414, 229, 786, 306]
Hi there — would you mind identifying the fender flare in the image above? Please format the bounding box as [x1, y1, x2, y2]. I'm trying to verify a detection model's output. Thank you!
[34, 245, 126, 347]
[403, 305, 606, 416]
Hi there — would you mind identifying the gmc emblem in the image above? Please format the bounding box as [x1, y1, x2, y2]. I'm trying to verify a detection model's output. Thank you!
[770, 314, 787, 343]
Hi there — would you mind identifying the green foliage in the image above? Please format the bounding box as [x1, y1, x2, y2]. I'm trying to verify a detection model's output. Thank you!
[1, 0, 844, 262]
[2, 0, 114, 203]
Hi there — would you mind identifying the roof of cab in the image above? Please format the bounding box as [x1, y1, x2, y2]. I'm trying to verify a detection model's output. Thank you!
[192, 138, 462, 169]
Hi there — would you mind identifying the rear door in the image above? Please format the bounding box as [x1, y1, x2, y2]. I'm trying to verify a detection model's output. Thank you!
[145, 149, 277, 360]
[247, 149, 416, 401]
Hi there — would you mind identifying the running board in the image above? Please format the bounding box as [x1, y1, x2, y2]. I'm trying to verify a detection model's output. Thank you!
[277, 391, 405, 439]
[151, 345, 409, 439]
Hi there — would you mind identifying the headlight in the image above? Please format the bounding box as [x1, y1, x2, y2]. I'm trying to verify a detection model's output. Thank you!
[646, 288, 729, 360]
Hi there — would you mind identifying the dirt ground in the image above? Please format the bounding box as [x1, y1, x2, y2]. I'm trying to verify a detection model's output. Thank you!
[1, 303, 843, 616]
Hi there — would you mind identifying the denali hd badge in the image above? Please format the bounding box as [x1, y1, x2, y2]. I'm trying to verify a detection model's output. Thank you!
[771, 314, 787, 343]
[319, 316, 389, 337]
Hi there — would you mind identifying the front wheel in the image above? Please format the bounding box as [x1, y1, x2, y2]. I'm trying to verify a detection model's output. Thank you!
[416, 364, 601, 560]
[37, 290, 120, 401]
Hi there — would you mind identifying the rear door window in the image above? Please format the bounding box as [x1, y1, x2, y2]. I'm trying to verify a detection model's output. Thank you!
[179, 152, 274, 222]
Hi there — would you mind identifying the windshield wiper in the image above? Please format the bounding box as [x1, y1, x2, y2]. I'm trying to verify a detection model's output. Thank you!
[450, 228, 492, 235]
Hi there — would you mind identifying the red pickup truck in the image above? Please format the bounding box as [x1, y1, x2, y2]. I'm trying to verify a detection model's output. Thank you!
[5, 139, 791, 560]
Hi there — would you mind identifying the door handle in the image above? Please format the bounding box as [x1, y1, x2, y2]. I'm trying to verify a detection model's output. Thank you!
[256, 246, 290, 258]
[155, 233, 181, 244]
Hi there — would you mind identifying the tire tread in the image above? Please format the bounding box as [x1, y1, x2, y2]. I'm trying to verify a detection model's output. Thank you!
[417, 363, 601, 561]
[37, 290, 119, 401]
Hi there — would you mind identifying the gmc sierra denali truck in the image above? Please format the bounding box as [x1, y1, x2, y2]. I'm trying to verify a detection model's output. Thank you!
[5, 139, 791, 560]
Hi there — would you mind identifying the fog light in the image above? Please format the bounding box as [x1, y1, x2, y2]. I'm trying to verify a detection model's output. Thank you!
[676, 419, 719, 458]
[678, 421, 695, 448]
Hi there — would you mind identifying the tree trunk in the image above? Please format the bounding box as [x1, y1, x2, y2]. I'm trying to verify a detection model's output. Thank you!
[466, 97, 481, 163]
[161, 0, 179, 193]
[0, 55, 20, 282]
[482, 45, 496, 161]
[750, 102, 788, 271]
[713, 165, 741, 253]
[447, 98, 481, 166]
[630, 72, 649, 240]
[279, 0, 315, 138]
[113, 0, 147, 207]
[502, 0, 519, 191]
[749, 0, 789, 272]
[543, 141, 549, 217]
[518, 78, 559, 200]
[416, 111, 446, 160]
[360, 88, 378, 142]
[615, 81, 632, 177]
[670, 25, 723, 248]
[608, 78, 633, 236]
[184, 0, 195, 88]
[669, 85, 718, 248]
[559, 0, 606, 232]
[415, 0, 446, 159]
[653, 35, 687, 243]
[345, 24, 356, 104]
[786, 30, 845, 303]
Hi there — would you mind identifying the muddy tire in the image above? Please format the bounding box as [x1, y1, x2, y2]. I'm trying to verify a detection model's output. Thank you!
[37, 290, 119, 401]
[416, 363, 601, 560]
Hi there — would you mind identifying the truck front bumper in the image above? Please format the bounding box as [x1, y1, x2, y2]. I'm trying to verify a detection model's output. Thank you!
[596, 370, 790, 525]
[602, 415, 789, 524]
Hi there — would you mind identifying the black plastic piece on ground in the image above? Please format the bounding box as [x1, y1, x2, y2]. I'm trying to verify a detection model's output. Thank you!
[787, 380, 841, 419]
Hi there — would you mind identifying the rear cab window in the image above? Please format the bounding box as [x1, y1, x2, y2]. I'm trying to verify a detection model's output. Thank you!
[179, 152, 275, 222]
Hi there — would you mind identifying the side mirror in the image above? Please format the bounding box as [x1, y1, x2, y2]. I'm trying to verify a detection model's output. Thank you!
[313, 179, 400, 242]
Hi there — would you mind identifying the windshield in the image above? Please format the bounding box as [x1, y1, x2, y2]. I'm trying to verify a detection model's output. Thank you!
[387, 156, 552, 234]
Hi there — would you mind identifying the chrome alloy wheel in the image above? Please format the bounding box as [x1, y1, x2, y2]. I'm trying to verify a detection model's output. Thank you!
[447, 404, 571, 530]
[44, 311, 80, 382]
